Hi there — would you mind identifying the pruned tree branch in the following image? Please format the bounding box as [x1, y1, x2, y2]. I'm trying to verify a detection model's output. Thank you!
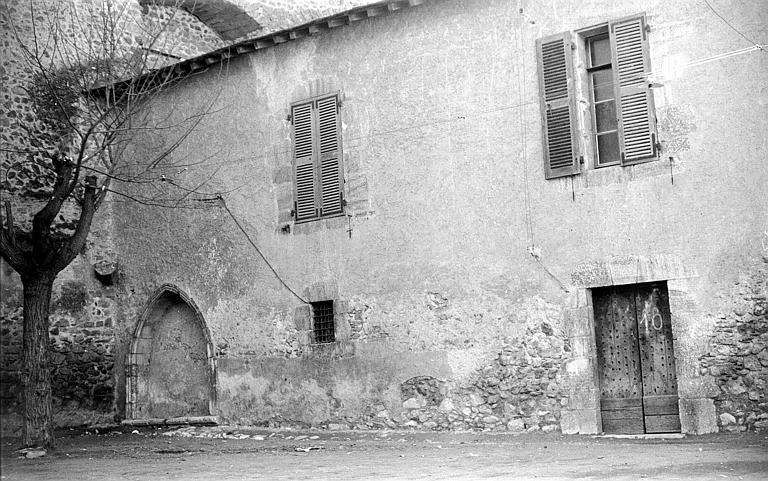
[54, 175, 98, 273]
[0, 202, 30, 274]
[30, 154, 74, 261]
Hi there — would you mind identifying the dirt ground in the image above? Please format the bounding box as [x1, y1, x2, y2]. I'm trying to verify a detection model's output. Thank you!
[1, 426, 767, 480]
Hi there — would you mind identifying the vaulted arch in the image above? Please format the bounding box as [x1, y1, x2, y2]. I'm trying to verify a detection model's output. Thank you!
[125, 285, 217, 420]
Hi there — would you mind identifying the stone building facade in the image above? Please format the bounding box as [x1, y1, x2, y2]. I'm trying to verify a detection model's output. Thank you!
[2, 0, 767, 435]
[0, 0, 225, 434]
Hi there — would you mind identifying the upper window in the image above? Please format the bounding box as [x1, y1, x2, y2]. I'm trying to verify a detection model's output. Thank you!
[536, 15, 657, 179]
[587, 32, 620, 167]
[291, 93, 344, 222]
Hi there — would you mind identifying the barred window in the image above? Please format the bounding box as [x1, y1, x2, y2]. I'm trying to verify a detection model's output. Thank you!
[311, 300, 335, 344]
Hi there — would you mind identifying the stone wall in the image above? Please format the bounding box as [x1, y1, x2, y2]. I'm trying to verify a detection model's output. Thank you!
[3, 0, 766, 436]
[111, 0, 767, 436]
[395, 321, 567, 433]
[220, 300, 570, 433]
[699, 260, 768, 432]
[0, 0, 223, 433]
[1, 0, 224, 189]
[142, 4, 225, 61]
[0, 267, 119, 435]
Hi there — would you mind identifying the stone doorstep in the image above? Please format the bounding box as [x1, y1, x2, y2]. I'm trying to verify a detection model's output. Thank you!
[595, 433, 686, 440]
[121, 415, 220, 427]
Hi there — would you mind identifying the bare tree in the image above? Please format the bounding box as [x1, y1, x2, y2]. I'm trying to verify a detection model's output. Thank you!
[0, 0, 224, 449]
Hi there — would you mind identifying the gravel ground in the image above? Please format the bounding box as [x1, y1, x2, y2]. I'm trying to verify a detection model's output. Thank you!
[2, 426, 767, 480]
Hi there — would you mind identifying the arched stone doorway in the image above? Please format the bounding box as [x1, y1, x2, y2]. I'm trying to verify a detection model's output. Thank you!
[126, 285, 216, 420]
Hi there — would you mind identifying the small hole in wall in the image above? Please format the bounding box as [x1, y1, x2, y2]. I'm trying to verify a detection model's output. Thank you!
[95, 271, 115, 286]
[93, 261, 118, 286]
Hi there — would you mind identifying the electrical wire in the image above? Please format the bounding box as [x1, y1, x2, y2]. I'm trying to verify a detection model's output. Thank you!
[535, 256, 570, 293]
[703, 0, 764, 49]
[218, 195, 309, 304]
[515, 0, 535, 248]
[149, 42, 760, 174]
[586, 44, 763, 92]
[84, 41, 758, 180]
[514, 1, 570, 293]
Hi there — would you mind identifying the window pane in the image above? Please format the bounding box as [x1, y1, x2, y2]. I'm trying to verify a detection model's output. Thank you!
[595, 100, 617, 133]
[589, 36, 611, 67]
[591, 69, 614, 102]
[596, 132, 620, 165]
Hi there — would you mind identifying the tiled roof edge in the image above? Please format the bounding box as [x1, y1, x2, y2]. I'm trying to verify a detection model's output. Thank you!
[102, 0, 433, 95]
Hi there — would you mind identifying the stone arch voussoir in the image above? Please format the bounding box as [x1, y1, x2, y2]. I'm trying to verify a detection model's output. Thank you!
[125, 284, 217, 420]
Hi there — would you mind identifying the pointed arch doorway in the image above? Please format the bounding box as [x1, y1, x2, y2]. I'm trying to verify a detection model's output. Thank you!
[126, 285, 217, 421]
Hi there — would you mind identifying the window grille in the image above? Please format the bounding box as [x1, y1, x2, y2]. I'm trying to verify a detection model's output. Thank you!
[312, 300, 335, 344]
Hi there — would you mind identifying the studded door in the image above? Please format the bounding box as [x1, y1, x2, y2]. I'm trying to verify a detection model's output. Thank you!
[593, 282, 680, 434]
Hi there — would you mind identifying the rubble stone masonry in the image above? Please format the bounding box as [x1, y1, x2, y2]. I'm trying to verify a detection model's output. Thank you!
[699, 262, 768, 432]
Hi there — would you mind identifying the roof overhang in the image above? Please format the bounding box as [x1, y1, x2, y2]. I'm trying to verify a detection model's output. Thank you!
[100, 0, 432, 97]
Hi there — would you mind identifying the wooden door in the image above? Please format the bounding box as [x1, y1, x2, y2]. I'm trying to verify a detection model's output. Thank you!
[593, 282, 680, 434]
[593, 285, 644, 433]
[634, 283, 680, 433]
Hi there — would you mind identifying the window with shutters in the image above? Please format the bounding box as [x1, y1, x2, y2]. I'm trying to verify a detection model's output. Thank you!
[291, 93, 344, 222]
[536, 15, 658, 179]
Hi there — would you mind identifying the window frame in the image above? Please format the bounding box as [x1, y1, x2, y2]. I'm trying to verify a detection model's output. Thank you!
[537, 13, 658, 179]
[585, 30, 621, 169]
[310, 300, 336, 344]
[290, 92, 345, 224]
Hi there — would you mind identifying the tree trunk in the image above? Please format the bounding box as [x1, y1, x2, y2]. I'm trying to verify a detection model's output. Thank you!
[21, 270, 56, 449]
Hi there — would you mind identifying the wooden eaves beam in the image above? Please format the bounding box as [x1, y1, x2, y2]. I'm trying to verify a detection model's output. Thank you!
[95, 0, 434, 99]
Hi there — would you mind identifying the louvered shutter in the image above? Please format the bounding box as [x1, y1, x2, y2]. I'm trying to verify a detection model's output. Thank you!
[610, 15, 657, 164]
[536, 32, 579, 179]
[316, 95, 343, 217]
[292, 101, 317, 221]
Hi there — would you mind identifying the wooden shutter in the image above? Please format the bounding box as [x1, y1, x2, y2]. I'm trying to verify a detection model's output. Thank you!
[292, 101, 317, 221]
[316, 95, 343, 217]
[610, 15, 657, 164]
[536, 32, 579, 179]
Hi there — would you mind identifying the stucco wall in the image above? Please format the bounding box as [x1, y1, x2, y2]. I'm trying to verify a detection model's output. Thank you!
[3, 0, 765, 434]
[111, 0, 767, 433]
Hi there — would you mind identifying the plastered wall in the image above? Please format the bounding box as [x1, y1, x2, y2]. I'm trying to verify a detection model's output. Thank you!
[111, 0, 767, 433]
[2, 0, 766, 434]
